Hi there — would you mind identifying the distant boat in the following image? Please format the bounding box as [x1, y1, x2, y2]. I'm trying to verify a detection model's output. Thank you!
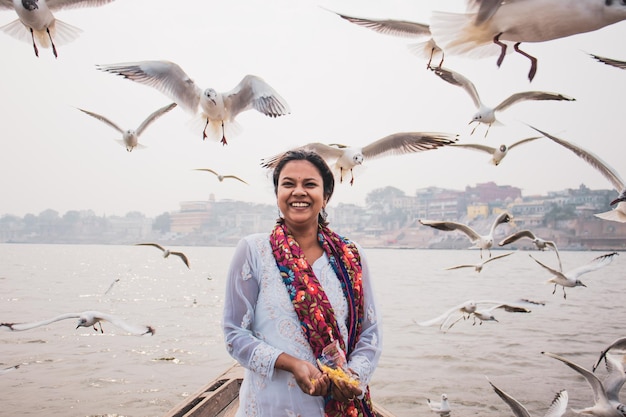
[162, 363, 396, 417]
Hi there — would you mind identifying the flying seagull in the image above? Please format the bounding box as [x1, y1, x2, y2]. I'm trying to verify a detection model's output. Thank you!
[135, 243, 190, 269]
[96, 60, 290, 144]
[593, 337, 626, 372]
[261, 131, 458, 185]
[529, 125, 626, 223]
[0, 310, 154, 335]
[77, 102, 176, 151]
[429, 1, 626, 81]
[486, 377, 568, 417]
[448, 136, 542, 165]
[194, 168, 248, 185]
[530, 252, 618, 299]
[430, 66, 575, 136]
[444, 251, 514, 273]
[499, 229, 562, 271]
[0, 0, 116, 58]
[419, 211, 513, 258]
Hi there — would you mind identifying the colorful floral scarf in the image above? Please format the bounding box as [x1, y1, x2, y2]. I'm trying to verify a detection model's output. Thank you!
[270, 221, 374, 417]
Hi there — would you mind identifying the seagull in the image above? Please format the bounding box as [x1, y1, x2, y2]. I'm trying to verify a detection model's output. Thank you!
[103, 278, 120, 295]
[589, 53, 626, 70]
[418, 299, 540, 332]
[0, 310, 154, 335]
[0, 0, 116, 58]
[96, 60, 291, 144]
[499, 229, 562, 271]
[260, 132, 458, 185]
[329, 10, 443, 68]
[135, 243, 190, 269]
[593, 337, 626, 372]
[194, 168, 248, 185]
[448, 136, 542, 165]
[77, 102, 176, 151]
[529, 252, 618, 299]
[528, 126, 626, 223]
[419, 211, 513, 258]
[429, 1, 626, 81]
[542, 351, 626, 417]
[486, 377, 568, 417]
[430, 66, 575, 136]
[427, 394, 451, 415]
[444, 251, 514, 273]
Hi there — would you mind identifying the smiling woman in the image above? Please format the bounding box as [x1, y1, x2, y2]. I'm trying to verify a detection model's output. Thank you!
[222, 150, 383, 417]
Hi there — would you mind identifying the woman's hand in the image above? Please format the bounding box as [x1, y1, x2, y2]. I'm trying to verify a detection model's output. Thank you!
[275, 353, 330, 396]
[330, 377, 363, 403]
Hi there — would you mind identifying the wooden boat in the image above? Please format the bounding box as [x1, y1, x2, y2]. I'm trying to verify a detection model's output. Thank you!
[163, 362, 396, 417]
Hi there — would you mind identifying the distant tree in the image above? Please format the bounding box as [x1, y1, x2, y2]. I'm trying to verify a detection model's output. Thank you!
[153, 212, 171, 233]
[365, 186, 406, 206]
[125, 211, 145, 219]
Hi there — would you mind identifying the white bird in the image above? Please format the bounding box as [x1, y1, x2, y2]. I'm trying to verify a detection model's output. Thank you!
[444, 251, 514, 272]
[429, 1, 626, 81]
[96, 60, 291, 144]
[418, 299, 540, 332]
[260, 132, 458, 185]
[0, 310, 154, 335]
[448, 136, 542, 165]
[486, 377, 568, 417]
[194, 168, 248, 185]
[499, 229, 562, 271]
[542, 351, 626, 417]
[594, 337, 626, 372]
[430, 66, 575, 136]
[0, 0, 116, 58]
[135, 242, 190, 269]
[419, 211, 513, 258]
[77, 102, 176, 151]
[427, 394, 451, 415]
[529, 252, 618, 299]
[529, 126, 626, 223]
[589, 53, 626, 70]
[329, 10, 443, 68]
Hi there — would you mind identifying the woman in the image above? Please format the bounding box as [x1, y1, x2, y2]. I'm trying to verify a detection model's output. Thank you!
[223, 150, 382, 416]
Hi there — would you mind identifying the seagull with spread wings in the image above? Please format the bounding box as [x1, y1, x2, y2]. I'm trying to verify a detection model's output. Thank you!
[96, 60, 290, 144]
[499, 229, 562, 271]
[430, 66, 575, 136]
[1, 310, 154, 335]
[194, 168, 248, 185]
[77, 102, 176, 151]
[135, 243, 190, 269]
[444, 251, 514, 273]
[261, 132, 457, 185]
[448, 136, 541, 165]
[486, 377, 568, 417]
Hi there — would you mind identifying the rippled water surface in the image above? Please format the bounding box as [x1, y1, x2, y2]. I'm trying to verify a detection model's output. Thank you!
[0, 244, 623, 416]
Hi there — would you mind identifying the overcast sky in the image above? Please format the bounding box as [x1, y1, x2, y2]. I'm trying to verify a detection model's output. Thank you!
[1, 0, 625, 218]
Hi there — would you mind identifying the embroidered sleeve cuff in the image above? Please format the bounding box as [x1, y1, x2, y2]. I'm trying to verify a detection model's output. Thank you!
[249, 343, 282, 379]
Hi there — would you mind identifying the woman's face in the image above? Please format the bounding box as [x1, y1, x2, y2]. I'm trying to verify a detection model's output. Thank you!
[276, 160, 327, 228]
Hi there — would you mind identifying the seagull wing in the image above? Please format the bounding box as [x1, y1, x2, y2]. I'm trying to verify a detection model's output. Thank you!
[449, 143, 496, 155]
[90, 311, 154, 335]
[466, 0, 504, 25]
[419, 219, 481, 241]
[495, 92, 575, 112]
[170, 251, 190, 269]
[135, 242, 166, 252]
[332, 11, 432, 38]
[483, 252, 514, 264]
[431, 66, 481, 109]
[499, 230, 536, 246]
[444, 264, 476, 271]
[589, 53, 626, 70]
[223, 175, 248, 185]
[261, 143, 344, 168]
[542, 352, 610, 407]
[508, 136, 542, 150]
[361, 132, 457, 159]
[487, 378, 531, 417]
[529, 126, 625, 193]
[1, 313, 80, 331]
[194, 168, 220, 177]
[601, 353, 626, 402]
[417, 300, 474, 327]
[135, 102, 177, 136]
[544, 390, 569, 417]
[567, 252, 617, 279]
[529, 254, 564, 279]
[0, 1, 14, 10]
[225, 74, 290, 118]
[47, 0, 116, 11]
[77, 108, 124, 134]
[96, 61, 202, 114]
[593, 337, 626, 372]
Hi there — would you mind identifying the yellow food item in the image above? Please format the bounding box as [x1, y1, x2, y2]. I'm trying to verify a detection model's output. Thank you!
[317, 361, 360, 387]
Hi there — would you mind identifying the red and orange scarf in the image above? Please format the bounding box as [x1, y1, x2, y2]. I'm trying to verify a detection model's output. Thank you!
[270, 221, 374, 417]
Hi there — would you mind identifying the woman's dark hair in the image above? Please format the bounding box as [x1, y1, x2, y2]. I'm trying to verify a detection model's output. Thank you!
[272, 150, 335, 224]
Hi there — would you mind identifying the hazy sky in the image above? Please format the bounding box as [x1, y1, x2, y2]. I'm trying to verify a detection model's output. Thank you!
[1, 0, 625, 218]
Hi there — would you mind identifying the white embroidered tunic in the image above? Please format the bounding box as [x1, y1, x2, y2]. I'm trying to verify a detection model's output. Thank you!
[223, 233, 382, 417]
